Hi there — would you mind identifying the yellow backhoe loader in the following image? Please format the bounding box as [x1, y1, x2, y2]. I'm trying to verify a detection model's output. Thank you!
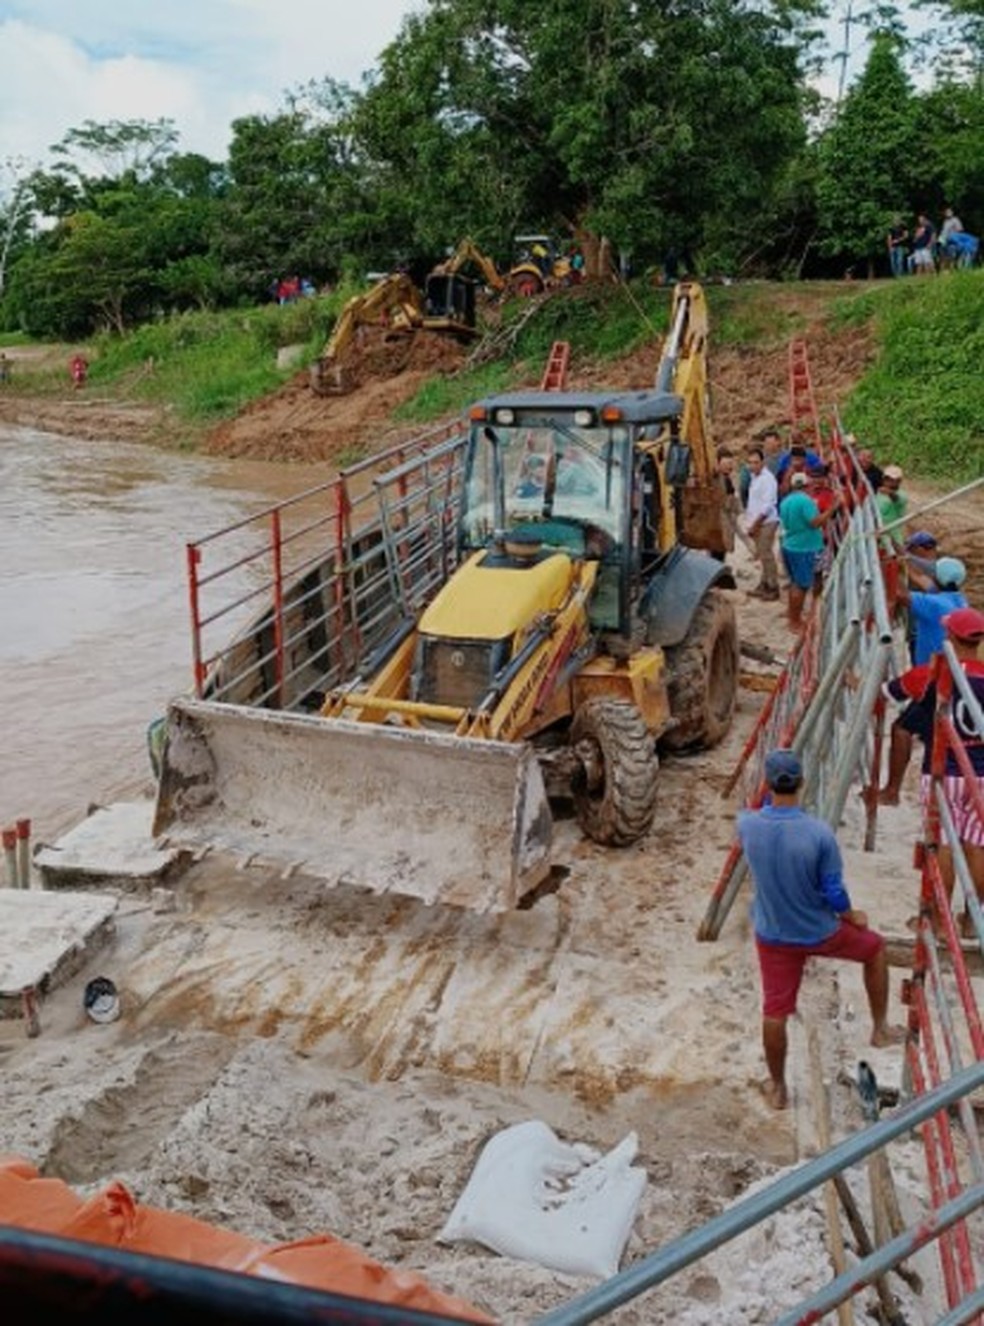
[508, 235, 577, 297]
[155, 282, 736, 913]
[310, 269, 478, 395]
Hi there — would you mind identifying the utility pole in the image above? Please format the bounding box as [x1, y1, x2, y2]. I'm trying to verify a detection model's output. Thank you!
[834, 0, 855, 113]
[0, 159, 32, 297]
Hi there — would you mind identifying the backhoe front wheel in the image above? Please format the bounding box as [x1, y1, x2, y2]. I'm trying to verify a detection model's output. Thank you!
[662, 589, 738, 751]
[570, 699, 659, 846]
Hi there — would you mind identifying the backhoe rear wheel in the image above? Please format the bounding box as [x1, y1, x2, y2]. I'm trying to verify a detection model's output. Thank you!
[570, 699, 659, 846]
[662, 589, 738, 751]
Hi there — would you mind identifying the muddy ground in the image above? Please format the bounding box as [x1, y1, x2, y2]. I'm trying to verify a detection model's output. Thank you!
[1, 291, 982, 1322]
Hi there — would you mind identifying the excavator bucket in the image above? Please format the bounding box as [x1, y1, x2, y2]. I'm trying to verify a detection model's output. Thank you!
[152, 698, 553, 913]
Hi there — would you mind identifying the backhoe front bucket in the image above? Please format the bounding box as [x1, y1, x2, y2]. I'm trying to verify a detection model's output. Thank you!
[152, 698, 554, 912]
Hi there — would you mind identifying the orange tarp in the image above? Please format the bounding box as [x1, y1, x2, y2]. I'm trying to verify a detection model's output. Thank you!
[0, 1155, 491, 1322]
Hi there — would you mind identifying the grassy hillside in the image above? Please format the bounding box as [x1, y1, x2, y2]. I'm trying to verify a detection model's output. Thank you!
[834, 270, 984, 485]
[3, 274, 981, 484]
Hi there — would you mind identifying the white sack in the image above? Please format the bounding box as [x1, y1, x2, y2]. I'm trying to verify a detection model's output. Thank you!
[439, 1119, 646, 1279]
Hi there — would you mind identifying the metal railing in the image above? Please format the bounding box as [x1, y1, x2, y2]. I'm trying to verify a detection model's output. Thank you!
[696, 403, 984, 1321]
[535, 1062, 984, 1324]
[183, 419, 467, 711]
[700, 440, 892, 940]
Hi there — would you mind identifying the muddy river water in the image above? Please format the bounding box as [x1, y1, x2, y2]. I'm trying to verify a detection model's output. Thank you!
[2, 423, 327, 842]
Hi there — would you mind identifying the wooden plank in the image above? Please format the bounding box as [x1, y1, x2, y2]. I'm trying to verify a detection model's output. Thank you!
[807, 1023, 856, 1326]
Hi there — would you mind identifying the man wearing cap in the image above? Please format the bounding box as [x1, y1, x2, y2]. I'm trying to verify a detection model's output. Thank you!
[876, 465, 908, 550]
[901, 556, 968, 666]
[904, 530, 940, 579]
[779, 471, 841, 630]
[739, 749, 904, 1110]
[879, 562, 967, 805]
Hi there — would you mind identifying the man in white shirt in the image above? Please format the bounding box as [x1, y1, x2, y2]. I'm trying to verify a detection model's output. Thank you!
[744, 445, 780, 600]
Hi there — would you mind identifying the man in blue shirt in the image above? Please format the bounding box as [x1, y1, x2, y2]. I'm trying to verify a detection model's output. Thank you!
[738, 749, 904, 1110]
[901, 555, 967, 665]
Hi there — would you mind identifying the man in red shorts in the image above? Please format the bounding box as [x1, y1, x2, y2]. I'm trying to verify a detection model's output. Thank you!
[738, 749, 905, 1109]
[882, 606, 984, 932]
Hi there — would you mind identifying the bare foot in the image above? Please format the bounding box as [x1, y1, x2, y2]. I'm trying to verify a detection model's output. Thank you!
[877, 788, 900, 806]
[758, 1079, 789, 1110]
[871, 1025, 907, 1048]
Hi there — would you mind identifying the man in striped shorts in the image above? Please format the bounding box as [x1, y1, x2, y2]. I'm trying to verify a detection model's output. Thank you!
[883, 607, 984, 934]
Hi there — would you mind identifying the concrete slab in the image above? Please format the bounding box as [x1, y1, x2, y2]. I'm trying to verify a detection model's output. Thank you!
[0, 888, 118, 1016]
[34, 801, 185, 890]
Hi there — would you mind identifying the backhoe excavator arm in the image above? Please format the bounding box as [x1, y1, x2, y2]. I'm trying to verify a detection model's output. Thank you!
[646, 280, 725, 552]
[432, 238, 505, 292]
[310, 273, 424, 395]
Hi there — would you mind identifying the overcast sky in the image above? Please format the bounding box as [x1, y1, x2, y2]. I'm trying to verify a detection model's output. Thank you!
[0, 2, 927, 171]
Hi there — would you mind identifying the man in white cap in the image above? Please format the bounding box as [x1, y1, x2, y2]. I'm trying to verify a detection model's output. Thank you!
[738, 749, 904, 1110]
[778, 470, 840, 630]
[876, 465, 908, 550]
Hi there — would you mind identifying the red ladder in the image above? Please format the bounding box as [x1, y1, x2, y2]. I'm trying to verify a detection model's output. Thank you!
[539, 341, 570, 391]
[788, 338, 822, 453]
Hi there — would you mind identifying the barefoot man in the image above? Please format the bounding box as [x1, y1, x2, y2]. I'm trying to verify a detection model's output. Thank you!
[738, 749, 905, 1109]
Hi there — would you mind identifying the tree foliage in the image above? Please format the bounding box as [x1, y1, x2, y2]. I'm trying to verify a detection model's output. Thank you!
[354, 0, 821, 268]
[1, 1, 983, 338]
[815, 35, 921, 269]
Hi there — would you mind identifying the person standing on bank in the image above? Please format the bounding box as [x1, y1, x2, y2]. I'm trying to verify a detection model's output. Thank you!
[779, 472, 840, 630]
[738, 750, 906, 1111]
[887, 216, 909, 277]
[744, 446, 780, 601]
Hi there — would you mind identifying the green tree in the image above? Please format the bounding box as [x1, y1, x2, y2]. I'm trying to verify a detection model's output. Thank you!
[217, 89, 369, 297]
[815, 34, 920, 273]
[915, 79, 984, 222]
[353, 0, 822, 271]
[0, 158, 35, 299]
[5, 121, 228, 334]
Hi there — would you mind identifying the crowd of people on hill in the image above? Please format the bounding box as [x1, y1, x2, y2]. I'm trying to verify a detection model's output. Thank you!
[722, 428, 984, 1108]
[886, 207, 980, 275]
[269, 275, 319, 304]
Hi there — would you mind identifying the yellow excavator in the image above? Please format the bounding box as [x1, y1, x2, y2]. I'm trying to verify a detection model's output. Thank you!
[155, 282, 735, 913]
[310, 269, 479, 395]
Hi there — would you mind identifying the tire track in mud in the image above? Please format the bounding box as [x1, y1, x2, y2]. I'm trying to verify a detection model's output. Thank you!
[43, 1030, 236, 1184]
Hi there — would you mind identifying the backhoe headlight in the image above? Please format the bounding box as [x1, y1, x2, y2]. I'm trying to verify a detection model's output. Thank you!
[494, 408, 516, 425]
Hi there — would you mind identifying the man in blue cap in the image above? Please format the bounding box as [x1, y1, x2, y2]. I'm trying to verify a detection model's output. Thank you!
[738, 749, 904, 1110]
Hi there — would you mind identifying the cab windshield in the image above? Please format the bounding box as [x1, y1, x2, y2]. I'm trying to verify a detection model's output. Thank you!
[460, 420, 628, 557]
